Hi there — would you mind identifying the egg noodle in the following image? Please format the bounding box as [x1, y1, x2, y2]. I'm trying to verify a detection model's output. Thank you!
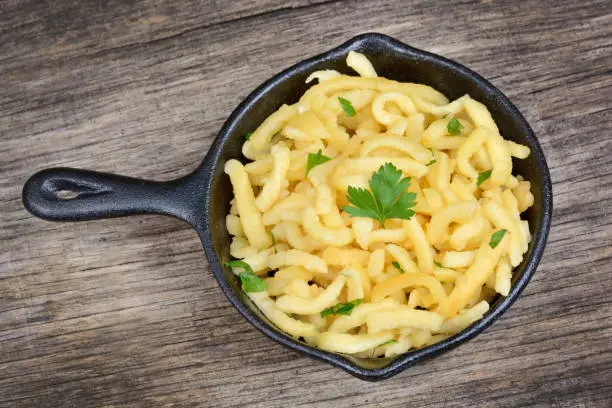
[224, 52, 534, 358]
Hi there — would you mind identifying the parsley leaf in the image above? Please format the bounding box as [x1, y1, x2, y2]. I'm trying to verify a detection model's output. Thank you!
[269, 231, 277, 253]
[375, 340, 398, 348]
[447, 117, 464, 136]
[321, 298, 363, 318]
[239, 272, 266, 293]
[225, 260, 266, 293]
[338, 97, 356, 117]
[343, 163, 416, 227]
[392, 261, 405, 274]
[477, 169, 492, 187]
[306, 149, 332, 176]
[426, 148, 436, 166]
[433, 260, 448, 269]
[226, 260, 253, 273]
[489, 229, 507, 249]
[244, 132, 252, 140]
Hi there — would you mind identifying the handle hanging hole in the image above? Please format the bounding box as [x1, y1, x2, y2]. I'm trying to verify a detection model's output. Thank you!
[56, 190, 80, 200]
[42, 179, 112, 201]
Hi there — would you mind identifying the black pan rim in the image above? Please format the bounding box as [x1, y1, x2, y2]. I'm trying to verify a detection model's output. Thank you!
[199, 32, 553, 381]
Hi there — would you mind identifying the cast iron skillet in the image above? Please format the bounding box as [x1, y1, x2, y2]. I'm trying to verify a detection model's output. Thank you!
[22, 33, 552, 381]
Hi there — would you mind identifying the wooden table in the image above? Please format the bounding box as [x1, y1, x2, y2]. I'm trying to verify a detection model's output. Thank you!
[1, 1, 611, 406]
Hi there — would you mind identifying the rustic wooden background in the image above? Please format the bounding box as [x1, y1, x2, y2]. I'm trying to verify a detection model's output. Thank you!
[1, 0, 611, 406]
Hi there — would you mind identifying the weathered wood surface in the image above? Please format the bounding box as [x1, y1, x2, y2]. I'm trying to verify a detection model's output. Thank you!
[1, 0, 611, 406]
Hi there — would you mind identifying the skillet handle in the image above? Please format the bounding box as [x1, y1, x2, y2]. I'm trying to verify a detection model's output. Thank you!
[22, 167, 202, 226]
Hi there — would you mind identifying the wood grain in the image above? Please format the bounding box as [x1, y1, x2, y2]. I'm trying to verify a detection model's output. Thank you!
[1, 0, 611, 406]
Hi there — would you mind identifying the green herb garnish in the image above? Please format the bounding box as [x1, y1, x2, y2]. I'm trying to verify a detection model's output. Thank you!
[343, 163, 416, 227]
[338, 97, 356, 117]
[426, 148, 436, 166]
[489, 229, 508, 249]
[321, 299, 363, 318]
[433, 260, 448, 269]
[477, 169, 492, 187]
[306, 149, 332, 176]
[269, 231, 277, 253]
[447, 117, 464, 136]
[392, 261, 405, 274]
[225, 260, 266, 292]
[375, 340, 398, 348]
[244, 132, 252, 140]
